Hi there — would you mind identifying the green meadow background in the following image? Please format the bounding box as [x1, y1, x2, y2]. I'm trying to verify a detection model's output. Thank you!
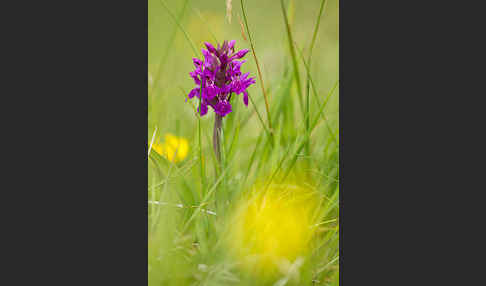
[148, 0, 339, 285]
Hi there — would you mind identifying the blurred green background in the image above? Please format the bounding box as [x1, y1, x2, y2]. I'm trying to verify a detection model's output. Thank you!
[148, 0, 339, 285]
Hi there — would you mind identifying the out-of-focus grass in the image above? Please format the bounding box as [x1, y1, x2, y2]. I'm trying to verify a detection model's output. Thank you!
[149, 0, 339, 285]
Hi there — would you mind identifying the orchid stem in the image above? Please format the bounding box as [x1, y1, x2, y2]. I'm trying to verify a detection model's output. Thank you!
[213, 114, 223, 164]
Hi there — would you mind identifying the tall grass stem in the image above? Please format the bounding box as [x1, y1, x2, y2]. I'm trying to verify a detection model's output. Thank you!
[240, 0, 273, 135]
[305, 0, 327, 164]
[280, 0, 304, 115]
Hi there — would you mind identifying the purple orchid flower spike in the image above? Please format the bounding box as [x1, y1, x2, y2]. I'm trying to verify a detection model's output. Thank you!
[187, 40, 255, 117]
[187, 40, 255, 162]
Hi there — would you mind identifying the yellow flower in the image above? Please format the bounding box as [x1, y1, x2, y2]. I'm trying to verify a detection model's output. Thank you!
[228, 183, 322, 276]
[151, 133, 189, 163]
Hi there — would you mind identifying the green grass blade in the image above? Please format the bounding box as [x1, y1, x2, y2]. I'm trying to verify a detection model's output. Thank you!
[158, 0, 198, 56]
[304, 0, 326, 160]
[240, 0, 273, 133]
[308, 0, 327, 59]
[280, 0, 304, 115]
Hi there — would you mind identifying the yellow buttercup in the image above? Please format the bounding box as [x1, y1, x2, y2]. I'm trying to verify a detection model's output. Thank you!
[151, 133, 189, 163]
[228, 182, 322, 277]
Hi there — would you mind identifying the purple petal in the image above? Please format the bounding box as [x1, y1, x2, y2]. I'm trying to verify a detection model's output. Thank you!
[202, 48, 212, 60]
[233, 49, 249, 59]
[243, 90, 249, 106]
[204, 42, 217, 54]
[203, 85, 219, 101]
[221, 41, 229, 52]
[231, 60, 245, 72]
[220, 84, 231, 95]
[189, 71, 201, 85]
[215, 100, 232, 117]
[228, 40, 236, 50]
[188, 87, 199, 99]
[192, 58, 202, 68]
[198, 102, 208, 116]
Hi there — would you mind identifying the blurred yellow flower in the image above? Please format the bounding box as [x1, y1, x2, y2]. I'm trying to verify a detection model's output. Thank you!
[228, 182, 322, 276]
[151, 133, 189, 163]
